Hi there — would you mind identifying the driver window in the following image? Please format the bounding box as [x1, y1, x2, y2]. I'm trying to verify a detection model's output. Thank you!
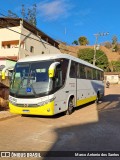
[54, 64, 62, 88]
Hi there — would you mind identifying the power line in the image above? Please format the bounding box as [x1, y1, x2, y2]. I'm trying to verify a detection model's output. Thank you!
[93, 32, 109, 65]
[0, 13, 77, 54]
[0, 12, 61, 47]
[0, 16, 111, 62]
[0, 24, 77, 54]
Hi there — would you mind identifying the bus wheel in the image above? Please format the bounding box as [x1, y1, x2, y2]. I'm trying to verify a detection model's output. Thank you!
[95, 92, 100, 104]
[66, 98, 74, 115]
[21, 114, 27, 117]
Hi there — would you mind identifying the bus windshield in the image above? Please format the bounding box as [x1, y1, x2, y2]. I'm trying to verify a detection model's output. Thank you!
[10, 60, 54, 97]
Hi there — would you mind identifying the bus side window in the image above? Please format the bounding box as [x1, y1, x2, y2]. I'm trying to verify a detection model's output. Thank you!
[93, 69, 96, 80]
[79, 64, 86, 79]
[85, 67, 92, 79]
[61, 59, 69, 84]
[55, 58, 69, 85]
[70, 61, 76, 78]
[76, 63, 80, 78]
[96, 70, 100, 80]
[100, 71, 104, 81]
[54, 64, 62, 88]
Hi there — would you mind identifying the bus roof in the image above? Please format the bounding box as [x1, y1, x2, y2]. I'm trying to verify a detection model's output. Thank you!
[18, 53, 103, 71]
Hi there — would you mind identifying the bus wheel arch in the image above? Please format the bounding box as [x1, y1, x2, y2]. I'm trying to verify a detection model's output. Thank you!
[66, 95, 75, 115]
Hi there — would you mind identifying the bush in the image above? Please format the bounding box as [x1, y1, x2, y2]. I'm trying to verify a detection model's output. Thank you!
[78, 48, 109, 71]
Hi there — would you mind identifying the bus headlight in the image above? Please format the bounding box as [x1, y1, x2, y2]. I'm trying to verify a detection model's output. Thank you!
[9, 97, 17, 104]
[37, 97, 55, 106]
[37, 101, 46, 106]
[37, 100, 50, 106]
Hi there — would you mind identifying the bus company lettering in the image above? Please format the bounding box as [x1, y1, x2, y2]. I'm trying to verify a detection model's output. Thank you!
[27, 153, 41, 157]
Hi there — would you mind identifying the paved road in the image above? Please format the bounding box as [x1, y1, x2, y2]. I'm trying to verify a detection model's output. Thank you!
[0, 85, 120, 160]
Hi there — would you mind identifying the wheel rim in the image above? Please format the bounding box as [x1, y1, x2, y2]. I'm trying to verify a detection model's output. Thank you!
[96, 93, 100, 104]
[68, 100, 73, 113]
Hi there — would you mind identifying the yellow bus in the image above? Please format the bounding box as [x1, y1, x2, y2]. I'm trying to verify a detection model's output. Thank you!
[7, 53, 104, 116]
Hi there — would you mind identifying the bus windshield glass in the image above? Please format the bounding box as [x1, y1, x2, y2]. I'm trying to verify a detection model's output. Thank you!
[10, 60, 54, 97]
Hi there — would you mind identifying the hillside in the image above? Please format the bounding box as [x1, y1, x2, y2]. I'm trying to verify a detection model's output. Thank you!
[59, 45, 120, 62]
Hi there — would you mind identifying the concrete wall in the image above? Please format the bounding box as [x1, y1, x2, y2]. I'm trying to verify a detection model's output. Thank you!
[0, 26, 21, 57]
[0, 24, 61, 60]
[0, 26, 21, 42]
[105, 75, 119, 84]
[19, 26, 61, 59]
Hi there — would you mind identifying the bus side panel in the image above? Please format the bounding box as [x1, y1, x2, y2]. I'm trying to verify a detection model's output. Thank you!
[91, 80, 104, 99]
[54, 78, 77, 114]
[76, 79, 97, 107]
[76, 78, 105, 107]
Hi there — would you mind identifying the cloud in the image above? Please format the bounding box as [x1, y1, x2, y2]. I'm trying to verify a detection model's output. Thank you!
[37, 0, 74, 21]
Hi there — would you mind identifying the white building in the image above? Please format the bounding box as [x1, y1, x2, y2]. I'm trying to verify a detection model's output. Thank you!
[0, 17, 61, 68]
[104, 72, 120, 84]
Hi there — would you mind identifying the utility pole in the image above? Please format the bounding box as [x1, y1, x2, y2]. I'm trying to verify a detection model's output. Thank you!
[64, 27, 67, 44]
[93, 32, 109, 65]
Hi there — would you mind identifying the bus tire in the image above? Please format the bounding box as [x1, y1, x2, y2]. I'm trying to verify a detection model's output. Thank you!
[66, 98, 74, 115]
[21, 114, 27, 117]
[95, 92, 100, 104]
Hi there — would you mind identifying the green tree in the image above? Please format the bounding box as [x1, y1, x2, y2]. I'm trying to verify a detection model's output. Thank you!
[8, 4, 37, 26]
[112, 44, 119, 52]
[103, 41, 112, 49]
[21, 4, 37, 26]
[78, 36, 89, 46]
[109, 61, 120, 72]
[111, 35, 119, 52]
[21, 4, 26, 19]
[107, 61, 114, 72]
[77, 48, 108, 70]
[7, 10, 18, 18]
[72, 40, 78, 45]
[112, 35, 118, 45]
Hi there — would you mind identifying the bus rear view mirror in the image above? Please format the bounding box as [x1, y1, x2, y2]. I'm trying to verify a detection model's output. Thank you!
[1, 71, 5, 80]
[48, 62, 60, 78]
[1, 66, 14, 80]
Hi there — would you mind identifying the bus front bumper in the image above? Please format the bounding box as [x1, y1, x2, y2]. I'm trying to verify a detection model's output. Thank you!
[9, 101, 55, 116]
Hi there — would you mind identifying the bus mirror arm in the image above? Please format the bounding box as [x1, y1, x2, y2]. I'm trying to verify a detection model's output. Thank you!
[48, 62, 60, 78]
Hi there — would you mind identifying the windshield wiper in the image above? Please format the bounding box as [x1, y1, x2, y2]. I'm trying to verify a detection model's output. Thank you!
[15, 77, 26, 96]
[29, 83, 38, 98]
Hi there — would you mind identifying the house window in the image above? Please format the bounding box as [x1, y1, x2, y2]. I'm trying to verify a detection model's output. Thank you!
[30, 46, 34, 53]
[2, 40, 19, 49]
[7, 44, 10, 48]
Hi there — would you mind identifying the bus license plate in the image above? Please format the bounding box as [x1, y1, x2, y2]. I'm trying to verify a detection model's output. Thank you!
[22, 110, 30, 112]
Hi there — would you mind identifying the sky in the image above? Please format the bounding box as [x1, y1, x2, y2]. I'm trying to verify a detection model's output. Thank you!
[0, 0, 120, 45]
